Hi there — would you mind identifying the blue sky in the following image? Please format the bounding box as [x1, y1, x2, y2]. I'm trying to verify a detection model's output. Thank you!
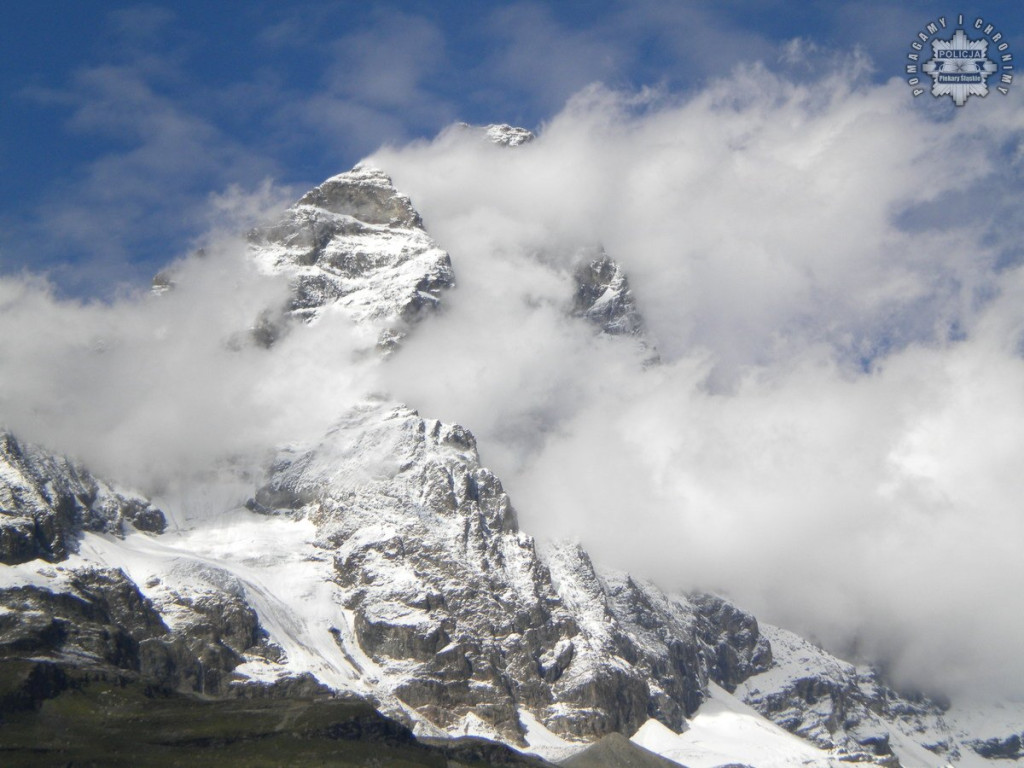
[1, 0, 1021, 295]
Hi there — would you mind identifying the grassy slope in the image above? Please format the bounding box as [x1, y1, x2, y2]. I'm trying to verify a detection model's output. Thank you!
[0, 679, 554, 768]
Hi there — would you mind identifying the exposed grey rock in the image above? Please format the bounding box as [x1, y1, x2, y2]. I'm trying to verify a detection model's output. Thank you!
[571, 252, 647, 339]
[246, 164, 455, 349]
[0, 563, 309, 709]
[731, 623, 1008, 767]
[0, 432, 165, 565]
[229, 671, 332, 699]
[0, 567, 170, 708]
[248, 401, 775, 745]
[151, 269, 174, 295]
[253, 401, 570, 742]
[146, 563, 265, 694]
[968, 734, 1022, 759]
[691, 593, 772, 692]
[295, 167, 424, 228]
[543, 544, 771, 736]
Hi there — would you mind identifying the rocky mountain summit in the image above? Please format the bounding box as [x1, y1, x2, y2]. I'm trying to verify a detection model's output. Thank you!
[2, 134, 1022, 768]
[244, 399, 772, 745]
[484, 124, 535, 146]
[570, 252, 646, 339]
[570, 249, 658, 364]
[246, 164, 455, 349]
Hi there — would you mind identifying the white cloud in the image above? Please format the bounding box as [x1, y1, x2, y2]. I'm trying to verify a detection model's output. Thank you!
[5, 51, 1024, 702]
[367, 70, 1024, 698]
[0, 229, 371, 518]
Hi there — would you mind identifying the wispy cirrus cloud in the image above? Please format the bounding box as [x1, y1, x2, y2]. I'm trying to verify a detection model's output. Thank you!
[0, 0, 870, 294]
[6, 32, 280, 293]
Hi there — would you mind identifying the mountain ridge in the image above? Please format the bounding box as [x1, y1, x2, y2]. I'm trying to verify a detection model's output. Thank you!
[1, 124, 1021, 768]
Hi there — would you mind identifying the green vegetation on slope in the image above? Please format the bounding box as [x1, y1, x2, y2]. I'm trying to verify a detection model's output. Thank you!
[0, 676, 554, 768]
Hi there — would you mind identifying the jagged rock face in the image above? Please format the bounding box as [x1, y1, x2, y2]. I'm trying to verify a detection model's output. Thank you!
[0, 563, 304, 710]
[0, 568, 173, 709]
[251, 401, 574, 741]
[0, 433, 165, 565]
[969, 734, 1023, 760]
[543, 544, 771, 735]
[249, 401, 773, 743]
[140, 561, 277, 695]
[0, 569, 168, 676]
[294, 167, 425, 228]
[246, 165, 455, 349]
[571, 253, 647, 340]
[734, 624, 1024, 767]
[691, 593, 773, 691]
[737, 625, 901, 753]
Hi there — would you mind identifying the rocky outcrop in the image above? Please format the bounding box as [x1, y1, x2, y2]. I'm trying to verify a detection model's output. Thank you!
[251, 402, 573, 741]
[969, 734, 1023, 759]
[294, 166, 424, 228]
[0, 562, 307, 711]
[544, 544, 771, 735]
[248, 401, 773, 744]
[571, 253, 646, 339]
[140, 561, 280, 695]
[246, 165, 455, 349]
[0, 568, 166, 668]
[0, 432, 165, 565]
[732, 623, 1024, 767]
[691, 593, 772, 691]
[0, 567, 169, 710]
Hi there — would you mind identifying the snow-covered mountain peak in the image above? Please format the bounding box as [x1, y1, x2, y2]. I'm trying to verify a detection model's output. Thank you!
[485, 123, 535, 147]
[454, 122, 536, 147]
[571, 250, 647, 338]
[4, 131, 1022, 768]
[246, 164, 454, 347]
[295, 164, 424, 229]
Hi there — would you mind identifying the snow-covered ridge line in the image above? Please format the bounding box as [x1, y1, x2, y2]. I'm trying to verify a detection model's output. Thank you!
[243, 164, 454, 349]
[4, 149, 1021, 768]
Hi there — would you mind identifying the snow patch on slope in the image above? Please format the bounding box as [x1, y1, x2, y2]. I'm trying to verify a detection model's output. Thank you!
[633, 683, 842, 768]
[71, 515, 367, 692]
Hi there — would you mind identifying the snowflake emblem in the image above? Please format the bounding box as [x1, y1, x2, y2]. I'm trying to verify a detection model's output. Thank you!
[922, 28, 998, 105]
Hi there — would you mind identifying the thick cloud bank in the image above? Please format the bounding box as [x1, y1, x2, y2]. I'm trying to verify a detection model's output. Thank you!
[0, 236, 371, 516]
[370, 68, 1024, 698]
[2, 61, 1024, 700]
